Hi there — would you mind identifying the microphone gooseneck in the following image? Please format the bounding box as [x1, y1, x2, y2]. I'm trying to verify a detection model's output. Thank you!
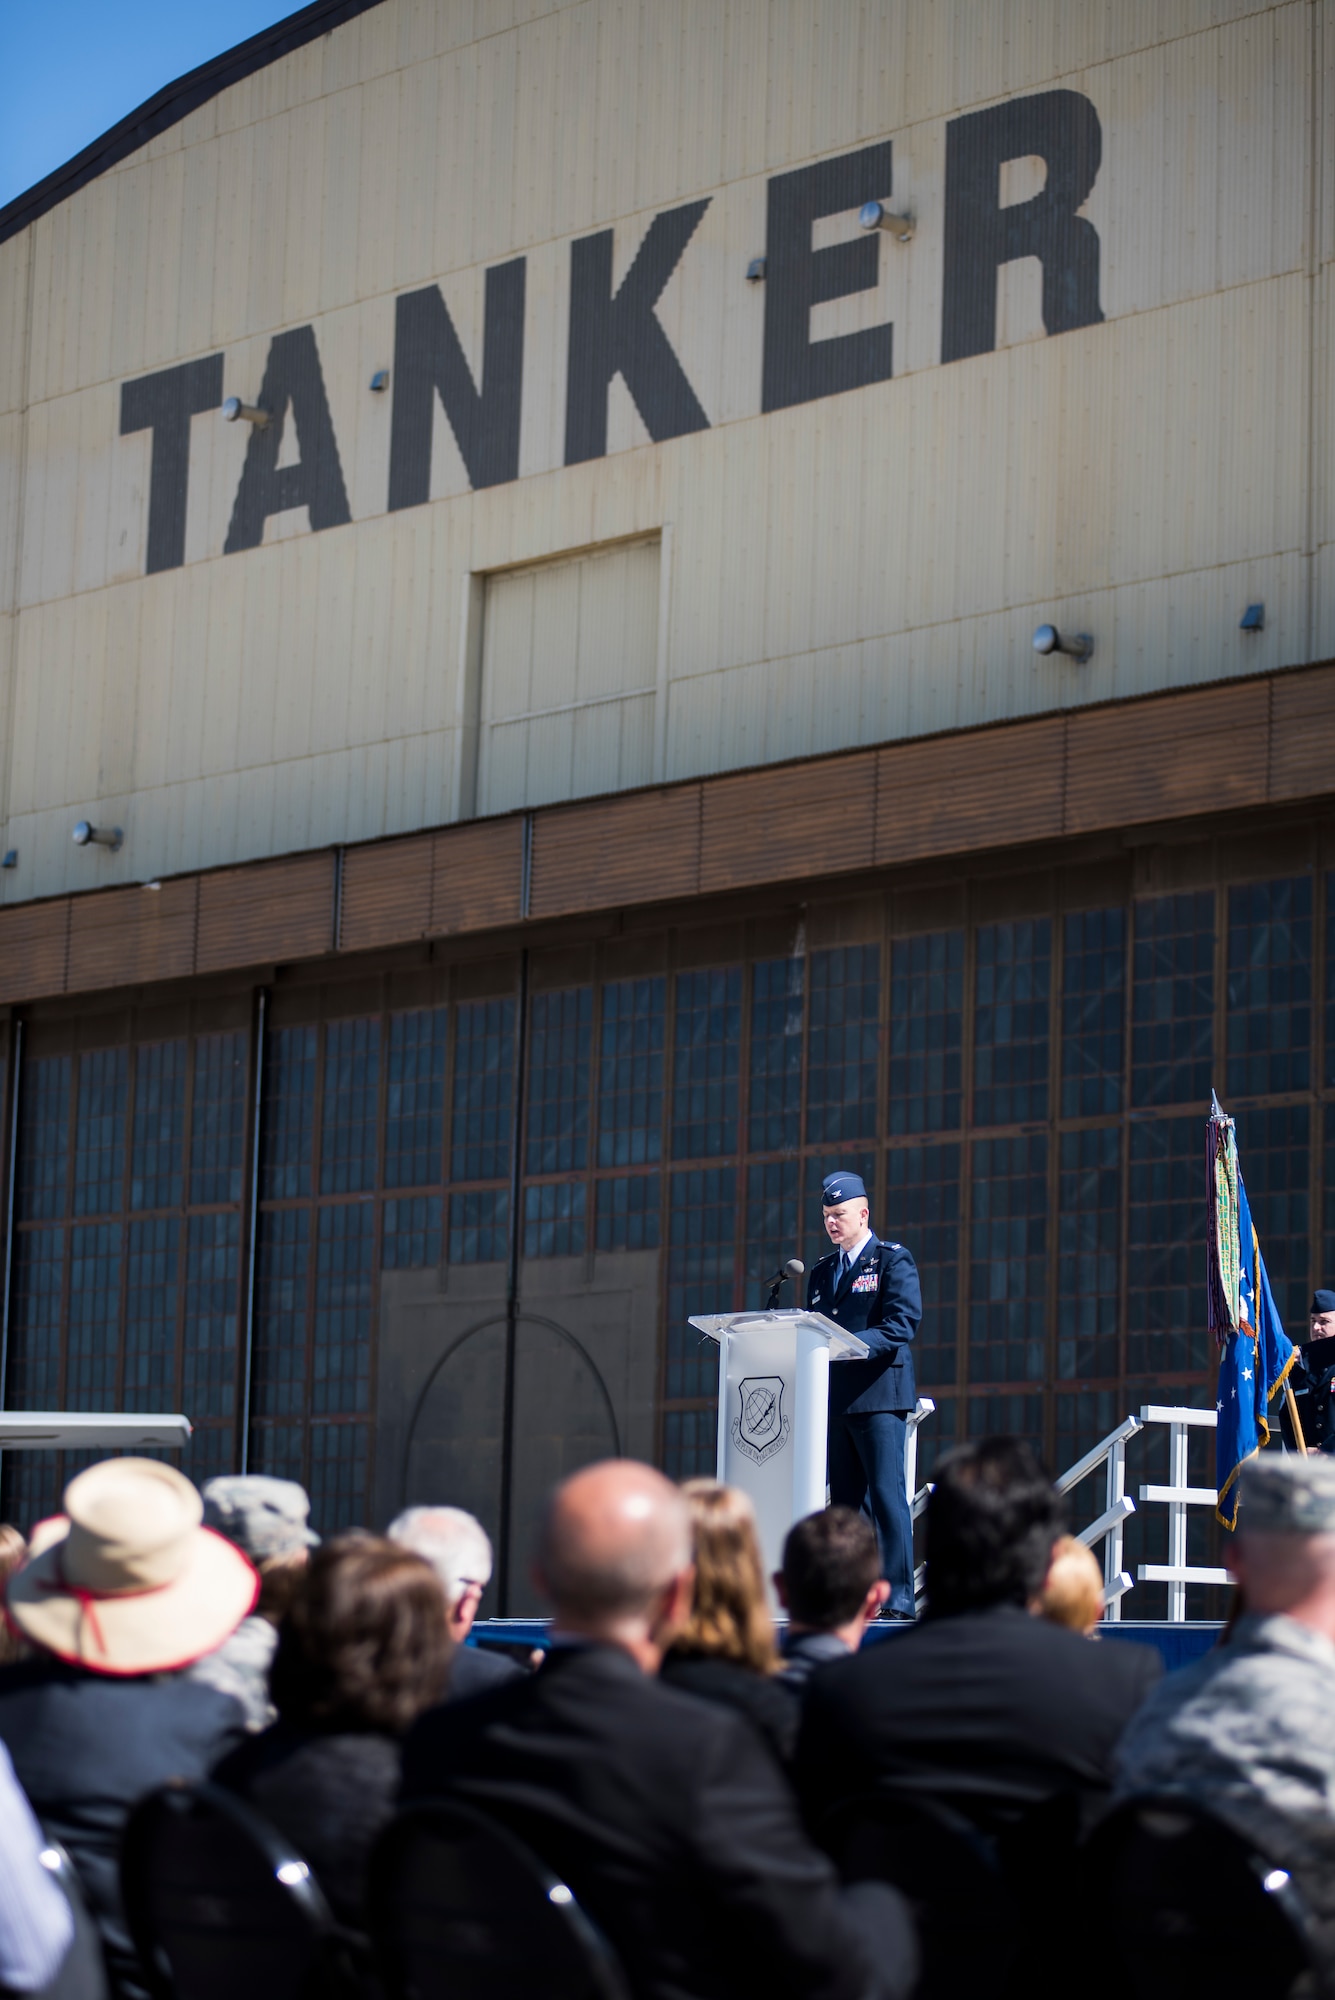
[766, 1257, 806, 1311]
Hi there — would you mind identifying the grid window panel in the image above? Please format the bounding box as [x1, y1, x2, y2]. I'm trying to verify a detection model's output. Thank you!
[131, 1042, 186, 1212]
[1057, 1127, 1120, 1382]
[889, 931, 964, 1135]
[968, 1134, 1048, 1385]
[67, 1222, 122, 1408]
[74, 1048, 128, 1217]
[248, 1423, 306, 1488]
[666, 1167, 736, 1400]
[598, 977, 665, 1168]
[190, 1033, 248, 1205]
[807, 946, 880, 1144]
[181, 1426, 234, 1487]
[1127, 1116, 1208, 1376]
[672, 969, 742, 1160]
[320, 1018, 381, 1196]
[1326, 874, 1335, 1090]
[595, 1175, 660, 1252]
[382, 1196, 442, 1269]
[803, 1151, 879, 1272]
[1131, 893, 1215, 1108]
[1234, 1104, 1310, 1335]
[17, 1056, 70, 1223]
[252, 1208, 310, 1418]
[451, 999, 515, 1180]
[661, 1408, 717, 1480]
[749, 957, 804, 1153]
[308, 1422, 368, 1534]
[1324, 1104, 1335, 1288]
[527, 989, 592, 1174]
[1061, 908, 1125, 1119]
[744, 1158, 801, 1311]
[1226, 877, 1312, 1099]
[313, 1203, 373, 1415]
[6, 1227, 64, 1408]
[966, 1391, 1045, 1457]
[385, 1009, 447, 1190]
[261, 1027, 316, 1200]
[888, 1143, 959, 1390]
[125, 1216, 180, 1404]
[0, 1452, 63, 1535]
[184, 1212, 240, 1421]
[524, 1182, 586, 1258]
[973, 921, 1051, 1128]
[1055, 1388, 1125, 1485]
[448, 1189, 509, 1264]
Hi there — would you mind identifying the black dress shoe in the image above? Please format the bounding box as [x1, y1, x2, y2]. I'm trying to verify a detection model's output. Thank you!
[877, 1607, 916, 1622]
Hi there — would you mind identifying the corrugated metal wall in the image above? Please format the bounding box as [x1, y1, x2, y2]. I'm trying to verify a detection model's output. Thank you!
[0, 0, 1327, 904]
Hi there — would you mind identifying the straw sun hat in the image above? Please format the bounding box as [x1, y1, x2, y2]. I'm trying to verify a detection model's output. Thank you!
[7, 1458, 259, 1676]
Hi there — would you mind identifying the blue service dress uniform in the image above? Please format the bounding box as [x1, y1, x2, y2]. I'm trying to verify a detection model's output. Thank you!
[806, 1235, 922, 1615]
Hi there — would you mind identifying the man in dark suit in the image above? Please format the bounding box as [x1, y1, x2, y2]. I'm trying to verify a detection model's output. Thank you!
[795, 1437, 1162, 1836]
[402, 1459, 917, 2000]
[806, 1171, 922, 1616]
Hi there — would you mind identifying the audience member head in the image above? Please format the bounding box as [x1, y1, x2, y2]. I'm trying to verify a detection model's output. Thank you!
[270, 1535, 451, 1734]
[1037, 1533, 1104, 1636]
[925, 1436, 1065, 1619]
[387, 1505, 493, 1642]
[203, 1474, 318, 1627]
[534, 1460, 692, 1670]
[6, 1458, 257, 1675]
[776, 1507, 887, 1642]
[1311, 1290, 1335, 1341]
[1228, 1455, 1335, 1643]
[673, 1480, 777, 1673]
[0, 1524, 27, 1664]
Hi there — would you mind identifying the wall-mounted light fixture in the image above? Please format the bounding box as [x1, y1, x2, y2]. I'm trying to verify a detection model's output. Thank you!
[859, 200, 914, 242]
[1240, 603, 1265, 632]
[221, 397, 270, 428]
[745, 257, 766, 283]
[370, 370, 390, 392]
[72, 821, 123, 852]
[1032, 622, 1094, 663]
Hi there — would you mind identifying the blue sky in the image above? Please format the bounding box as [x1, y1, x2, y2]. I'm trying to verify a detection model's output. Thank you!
[0, 1, 303, 209]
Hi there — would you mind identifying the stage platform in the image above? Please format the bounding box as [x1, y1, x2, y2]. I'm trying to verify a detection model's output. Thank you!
[470, 1618, 1224, 1673]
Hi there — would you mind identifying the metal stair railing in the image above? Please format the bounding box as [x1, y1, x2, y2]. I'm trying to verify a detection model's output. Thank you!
[906, 1401, 1230, 1623]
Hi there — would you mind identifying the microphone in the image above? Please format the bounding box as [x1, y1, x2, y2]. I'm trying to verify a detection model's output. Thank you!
[765, 1257, 805, 1310]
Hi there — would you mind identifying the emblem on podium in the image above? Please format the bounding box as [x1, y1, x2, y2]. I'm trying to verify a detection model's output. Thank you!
[732, 1375, 791, 1464]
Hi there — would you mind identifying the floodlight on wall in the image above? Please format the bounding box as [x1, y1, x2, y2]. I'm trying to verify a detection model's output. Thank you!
[859, 200, 914, 242]
[1033, 622, 1094, 663]
[221, 396, 270, 428]
[1240, 602, 1265, 632]
[369, 369, 390, 392]
[72, 821, 123, 852]
[745, 257, 766, 282]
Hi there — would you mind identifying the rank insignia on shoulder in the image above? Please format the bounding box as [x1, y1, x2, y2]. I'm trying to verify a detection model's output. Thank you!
[886, 1242, 902, 1250]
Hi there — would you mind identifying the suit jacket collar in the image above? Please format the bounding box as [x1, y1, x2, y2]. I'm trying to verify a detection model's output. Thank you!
[834, 1232, 879, 1302]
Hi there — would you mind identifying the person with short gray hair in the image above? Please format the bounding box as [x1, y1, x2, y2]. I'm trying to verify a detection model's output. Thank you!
[187, 1475, 319, 1730]
[1115, 1452, 1335, 1962]
[387, 1504, 523, 1697]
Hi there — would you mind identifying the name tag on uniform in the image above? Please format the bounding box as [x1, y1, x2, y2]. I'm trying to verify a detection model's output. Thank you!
[851, 1272, 878, 1294]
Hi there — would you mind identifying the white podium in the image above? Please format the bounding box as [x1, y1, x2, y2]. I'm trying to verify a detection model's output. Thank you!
[688, 1308, 869, 1581]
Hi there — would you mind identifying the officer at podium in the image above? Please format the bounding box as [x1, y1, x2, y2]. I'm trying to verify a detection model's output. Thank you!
[806, 1170, 922, 1618]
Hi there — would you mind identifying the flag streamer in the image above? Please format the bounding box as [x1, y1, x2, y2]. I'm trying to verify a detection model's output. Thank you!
[1208, 1092, 1297, 1528]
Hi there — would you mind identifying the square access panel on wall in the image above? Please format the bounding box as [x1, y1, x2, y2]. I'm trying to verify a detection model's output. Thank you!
[473, 536, 663, 818]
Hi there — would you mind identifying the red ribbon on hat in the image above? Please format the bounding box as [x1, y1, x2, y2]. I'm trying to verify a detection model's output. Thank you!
[37, 1551, 175, 1658]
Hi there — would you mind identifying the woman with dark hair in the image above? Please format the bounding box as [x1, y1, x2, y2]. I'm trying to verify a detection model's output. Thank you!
[213, 1535, 452, 1927]
[659, 1479, 798, 1765]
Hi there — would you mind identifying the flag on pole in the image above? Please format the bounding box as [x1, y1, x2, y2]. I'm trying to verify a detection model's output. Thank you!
[1208, 1092, 1297, 1528]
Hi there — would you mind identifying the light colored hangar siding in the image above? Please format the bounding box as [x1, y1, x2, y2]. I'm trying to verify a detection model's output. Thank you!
[0, 0, 1327, 904]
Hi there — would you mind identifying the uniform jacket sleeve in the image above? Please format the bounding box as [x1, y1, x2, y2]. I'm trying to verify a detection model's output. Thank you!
[857, 1243, 922, 1361]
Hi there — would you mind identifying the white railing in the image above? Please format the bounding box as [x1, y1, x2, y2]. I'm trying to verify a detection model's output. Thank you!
[907, 1399, 1230, 1623]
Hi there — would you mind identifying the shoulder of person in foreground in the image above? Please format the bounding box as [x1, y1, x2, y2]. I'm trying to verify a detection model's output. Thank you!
[448, 1642, 525, 1699]
[0, 1737, 74, 1994]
